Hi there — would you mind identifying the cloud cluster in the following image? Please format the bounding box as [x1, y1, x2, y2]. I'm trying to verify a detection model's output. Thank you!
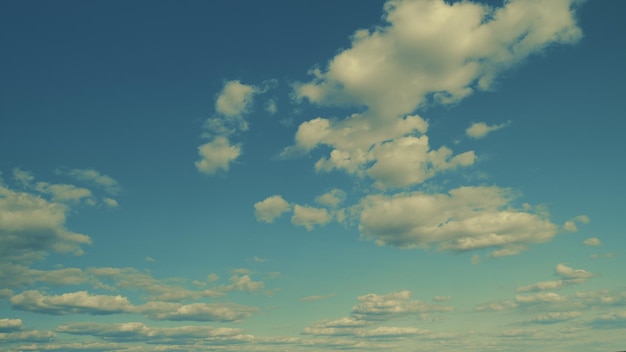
[516, 264, 594, 292]
[10, 289, 257, 323]
[358, 186, 558, 255]
[196, 80, 277, 175]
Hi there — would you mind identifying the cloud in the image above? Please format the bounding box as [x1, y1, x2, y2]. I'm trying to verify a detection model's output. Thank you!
[291, 205, 332, 231]
[254, 195, 290, 223]
[475, 299, 518, 312]
[351, 290, 454, 321]
[0, 184, 91, 275]
[103, 197, 119, 208]
[466, 121, 510, 139]
[588, 311, 626, 329]
[515, 292, 568, 305]
[56, 321, 245, 344]
[0, 330, 56, 343]
[358, 186, 558, 255]
[0, 318, 22, 332]
[294, 0, 581, 114]
[301, 294, 336, 302]
[10, 290, 133, 315]
[315, 189, 347, 208]
[61, 168, 121, 195]
[527, 311, 581, 324]
[516, 264, 593, 292]
[221, 274, 264, 293]
[265, 99, 278, 115]
[140, 301, 258, 323]
[195, 137, 241, 175]
[286, 0, 582, 190]
[563, 214, 590, 232]
[433, 295, 452, 302]
[583, 237, 601, 246]
[215, 80, 258, 118]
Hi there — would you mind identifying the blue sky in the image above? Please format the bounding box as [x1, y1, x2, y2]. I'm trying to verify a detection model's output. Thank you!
[1, 0, 625, 351]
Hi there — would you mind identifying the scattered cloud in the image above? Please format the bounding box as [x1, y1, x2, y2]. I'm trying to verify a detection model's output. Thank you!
[291, 205, 332, 231]
[465, 121, 510, 139]
[315, 188, 347, 208]
[358, 186, 558, 255]
[588, 311, 626, 329]
[583, 237, 601, 246]
[10, 290, 133, 315]
[301, 294, 336, 302]
[195, 136, 241, 175]
[61, 168, 121, 195]
[516, 263, 593, 292]
[527, 311, 581, 324]
[351, 290, 454, 321]
[254, 195, 290, 223]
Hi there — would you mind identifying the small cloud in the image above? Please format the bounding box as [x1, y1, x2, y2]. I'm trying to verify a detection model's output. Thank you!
[207, 273, 219, 283]
[564, 215, 590, 232]
[103, 197, 119, 208]
[301, 294, 336, 302]
[265, 99, 277, 115]
[195, 137, 241, 175]
[466, 121, 510, 139]
[253, 256, 268, 263]
[291, 205, 332, 231]
[434, 295, 452, 302]
[254, 195, 291, 223]
[583, 237, 601, 246]
[146, 256, 156, 262]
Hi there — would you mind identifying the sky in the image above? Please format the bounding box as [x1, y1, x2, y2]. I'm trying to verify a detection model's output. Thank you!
[0, 0, 625, 351]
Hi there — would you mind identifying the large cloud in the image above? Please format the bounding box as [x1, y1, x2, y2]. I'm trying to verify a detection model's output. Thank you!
[358, 186, 558, 255]
[284, 0, 581, 190]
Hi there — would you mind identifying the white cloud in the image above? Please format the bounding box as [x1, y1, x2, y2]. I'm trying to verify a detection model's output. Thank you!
[466, 121, 510, 139]
[351, 290, 454, 321]
[515, 292, 567, 305]
[527, 311, 581, 324]
[291, 205, 332, 231]
[62, 168, 121, 195]
[254, 195, 290, 223]
[358, 186, 557, 255]
[140, 301, 258, 323]
[0, 185, 91, 272]
[583, 237, 601, 246]
[295, 0, 581, 115]
[301, 294, 336, 302]
[563, 214, 590, 232]
[516, 264, 593, 292]
[475, 299, 518, 312]
[433, 295, 452, 302]
[0, 329, 55, 343]
[555, 263, 593, 280]
[315, 189, 347, 208]
[222, 274, 264, 293]
[0, 318, 22, 332]
[195, 137, 241, 175]
[288, 0, 581, 189]
[103, 197, 119, 208]
[215, 80, 257, 118]
[56, 321, 245, 344]
[34, 182, 93, 204]
[10, 290, 133, 315]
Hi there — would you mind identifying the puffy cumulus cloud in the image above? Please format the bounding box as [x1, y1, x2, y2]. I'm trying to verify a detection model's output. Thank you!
[315, 189, 347, 208]
[358, 186, 558, 255]
[34, 182, 93, 204]
[56, 321, 245, 344]
[10, 290, 133, 315]
[215, 80, 258, 118]
[466, 121, 510, 139]
[583, 237, 602, 246]
[555, 263, 593, 280]
[351, 290, 454, 321]
[60, 168, 121, 195]
[197, 79, 277, 176]
[563, 214, 590, 232]
[254, 195, 290, 223]
[574, 290, 626, 307]
[103, 197, 119, 208]
[291, 205, 332, 231]
[0, 318, 22, 332]
[283, 113, 473, 189]
[527, 311, 581, 324]
[288, 0, 581, 189]
[0, 184, 91, 274]
[195, 137, 241, 175]
[516, 264, 593, 292]
[294, 0, 581, 115]
[140, 301, 258, 323]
